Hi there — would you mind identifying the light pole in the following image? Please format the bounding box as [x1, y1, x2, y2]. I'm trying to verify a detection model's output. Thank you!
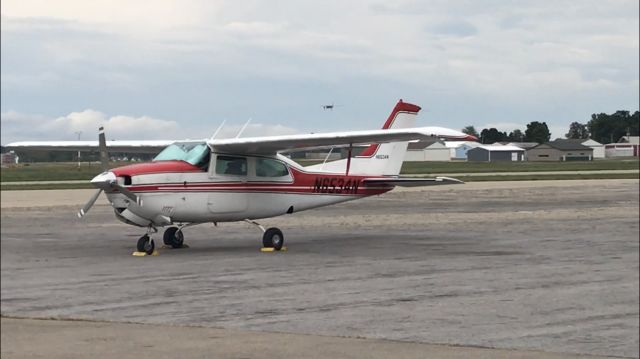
[75, 131, 82, 168]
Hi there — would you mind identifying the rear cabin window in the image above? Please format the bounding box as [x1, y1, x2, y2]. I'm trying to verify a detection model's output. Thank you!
[256, 158, 289, 177]
[216, 155, 247, 176]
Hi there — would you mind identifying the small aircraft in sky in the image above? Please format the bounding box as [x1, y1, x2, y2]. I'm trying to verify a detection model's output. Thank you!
[15, 100, 478, 254]
[322, 103, 340, 110]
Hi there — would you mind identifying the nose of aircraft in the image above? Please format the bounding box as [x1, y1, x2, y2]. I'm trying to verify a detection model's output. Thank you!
[90, 171, 116, 189]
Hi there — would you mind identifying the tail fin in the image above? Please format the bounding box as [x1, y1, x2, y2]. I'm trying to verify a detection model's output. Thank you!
[307, 100, 421, 176]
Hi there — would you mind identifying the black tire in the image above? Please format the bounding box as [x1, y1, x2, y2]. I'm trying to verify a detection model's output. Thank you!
[137, 235, 155, 255]
[163, 227, 184, 248]
[262, 228, 284, 251]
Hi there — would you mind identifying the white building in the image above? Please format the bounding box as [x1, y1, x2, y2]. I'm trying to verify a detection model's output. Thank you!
[579, 139, 605, 158]
[404, 140, 450, 161]
[605, 136, 639, 157]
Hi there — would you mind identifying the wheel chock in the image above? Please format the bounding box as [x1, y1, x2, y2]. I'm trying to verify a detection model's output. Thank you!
[131, 250, 159, 256]
[260, 246, 287, 252]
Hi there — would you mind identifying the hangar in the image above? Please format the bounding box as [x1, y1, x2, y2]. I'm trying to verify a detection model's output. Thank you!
[444, 141, 480, 160]
[605, 136, 639, 157]
[527, 140, 594, 161]
[467, 145, 525, 162]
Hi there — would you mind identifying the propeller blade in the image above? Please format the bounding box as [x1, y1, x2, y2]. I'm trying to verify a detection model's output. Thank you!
[110, 183, 142, 206]
[77, 189, 103, 218]
[98, 126, 109, 172]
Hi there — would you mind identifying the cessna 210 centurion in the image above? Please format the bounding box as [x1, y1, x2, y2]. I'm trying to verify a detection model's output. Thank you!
[69, 100, 476, 254]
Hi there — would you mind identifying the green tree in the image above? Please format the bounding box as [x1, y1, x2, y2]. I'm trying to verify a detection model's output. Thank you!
[480, 128, 508, 144]
[587, 110, 639, 144]
[507, 129, 524, 142]
[565, 122, 589, 139]
[524, 121, 551, 143]
[462, 125, 479, 139]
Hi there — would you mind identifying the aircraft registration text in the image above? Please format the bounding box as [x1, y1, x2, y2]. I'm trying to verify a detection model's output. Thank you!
[314, 177, 360, 194]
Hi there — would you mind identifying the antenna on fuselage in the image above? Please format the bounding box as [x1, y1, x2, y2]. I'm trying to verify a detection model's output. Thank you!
[210, 119, 227, 140]
[235, 118, 252, 138]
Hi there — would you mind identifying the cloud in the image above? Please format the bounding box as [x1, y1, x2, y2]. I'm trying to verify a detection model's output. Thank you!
[1, 1, 638, 141]
[0, 110, 299, 144]
[430, 20, 478, 37]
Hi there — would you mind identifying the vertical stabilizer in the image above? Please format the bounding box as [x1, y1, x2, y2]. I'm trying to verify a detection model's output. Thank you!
[306, 100, 421, 176]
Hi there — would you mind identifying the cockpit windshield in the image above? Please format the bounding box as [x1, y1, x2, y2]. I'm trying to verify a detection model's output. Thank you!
[153, 142, 209, 166]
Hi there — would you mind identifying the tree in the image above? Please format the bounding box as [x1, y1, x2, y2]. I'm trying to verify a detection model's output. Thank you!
[507, 129, 524, 142]
[565, 122, 589, 139]
[587, 110, 639, 144]
[524, 121, 551, 143]
[462, 125, 479, 139]
[480, 128, 508, 144]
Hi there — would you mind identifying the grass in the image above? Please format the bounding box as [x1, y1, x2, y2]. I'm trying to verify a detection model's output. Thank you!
[399, 159, 639, 174]
[1, 159, 638, 189]
[2, 172, 637, 191]
[0, 162, 129, 182]
[444, 172, 639, 182]
[1, 183, 95, 190]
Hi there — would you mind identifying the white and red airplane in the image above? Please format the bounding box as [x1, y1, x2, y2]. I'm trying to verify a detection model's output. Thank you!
[69, 100, 476, 254]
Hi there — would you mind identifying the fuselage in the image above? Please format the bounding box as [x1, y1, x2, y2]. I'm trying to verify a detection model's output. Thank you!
[103, 151, 393, 227]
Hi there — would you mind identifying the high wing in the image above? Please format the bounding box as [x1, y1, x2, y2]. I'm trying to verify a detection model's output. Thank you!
[363, 176, 464, 187]
[208, 126, 475, 155]
[5, 140, 179, 154]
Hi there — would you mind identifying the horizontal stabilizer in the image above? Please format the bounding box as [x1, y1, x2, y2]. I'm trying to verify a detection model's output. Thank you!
[363, 176, 464, 187]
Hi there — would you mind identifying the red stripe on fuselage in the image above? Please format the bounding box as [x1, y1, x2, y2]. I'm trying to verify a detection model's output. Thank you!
[122, 167, 392, 196]
[111, 161, 203, 177]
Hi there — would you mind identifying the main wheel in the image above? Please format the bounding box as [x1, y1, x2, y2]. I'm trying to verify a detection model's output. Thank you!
[262, 228, 284, 251]
[137, 234, 155, 255]
[163, 227, 184, 248]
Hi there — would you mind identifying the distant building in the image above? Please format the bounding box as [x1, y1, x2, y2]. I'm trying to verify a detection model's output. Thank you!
[1, 151, 19, 165]
[404, 139, 450, 161]
[605, 136, 640, 157]
[467, 145, 525, 162]
[579, 139, 605, 158]
[506, 142, 539, 150]
[527, 140, 594, 161]
[444, 141, 480, 160]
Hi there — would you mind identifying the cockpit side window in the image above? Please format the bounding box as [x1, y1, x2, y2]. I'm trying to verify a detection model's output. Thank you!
[215, 155, 247, 176]
[255, 158, 289, 177]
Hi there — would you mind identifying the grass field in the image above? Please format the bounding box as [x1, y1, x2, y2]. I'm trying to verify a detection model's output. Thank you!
[0, 162, 129, 182]
[1, 159, 638, 188]
[400, 159, 639, 174]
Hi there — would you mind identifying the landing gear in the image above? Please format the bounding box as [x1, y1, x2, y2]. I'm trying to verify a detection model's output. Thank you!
[136, 234, 155, 255]
[262, 228, 284, 251]
[245, 219, 285, 251]
[163, 227, 184, 248]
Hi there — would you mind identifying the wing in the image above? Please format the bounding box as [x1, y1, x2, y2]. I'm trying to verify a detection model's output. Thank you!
[208, 126, 475, 155]
[5, 140, 178, 154]
[363, 176, 464, 187]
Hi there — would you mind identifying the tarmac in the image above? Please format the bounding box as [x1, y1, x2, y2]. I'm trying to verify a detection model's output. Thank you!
[1, 179, 639, 358]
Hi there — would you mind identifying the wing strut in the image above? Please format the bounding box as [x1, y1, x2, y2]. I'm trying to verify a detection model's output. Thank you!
[346, 143, 353, 175]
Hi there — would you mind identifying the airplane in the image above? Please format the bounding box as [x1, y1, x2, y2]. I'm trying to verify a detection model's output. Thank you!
[322, 103, 340, 110]
[67, 100, 476, 254]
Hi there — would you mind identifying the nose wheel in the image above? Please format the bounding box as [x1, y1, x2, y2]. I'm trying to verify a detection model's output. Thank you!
[136, 234, 155, 255]
[262, 228, 284, 251]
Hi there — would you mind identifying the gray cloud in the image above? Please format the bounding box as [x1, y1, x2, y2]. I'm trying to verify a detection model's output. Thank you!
[1, 1, 638, 144]
[429, 20, 478, 37]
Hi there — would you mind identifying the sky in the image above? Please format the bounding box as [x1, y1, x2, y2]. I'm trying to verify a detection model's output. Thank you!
[1, 0, 638, 144]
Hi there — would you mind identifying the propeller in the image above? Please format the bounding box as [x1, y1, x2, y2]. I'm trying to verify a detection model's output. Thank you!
[77, 188, 103, 218]
[77, 126, 142, 218]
